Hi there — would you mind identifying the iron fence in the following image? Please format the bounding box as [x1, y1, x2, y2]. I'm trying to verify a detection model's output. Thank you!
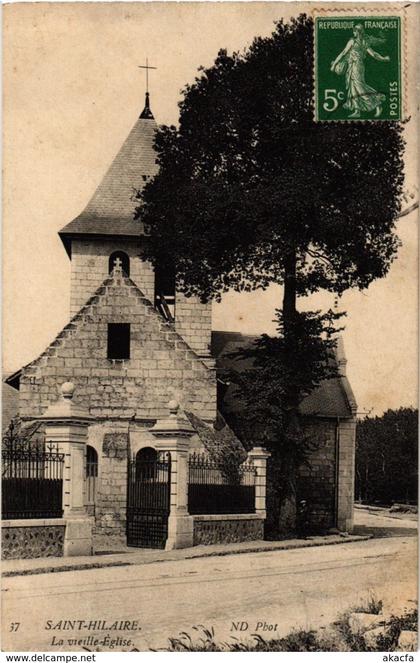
[2, 439, 64, 520]
[188, 452, 256, 515]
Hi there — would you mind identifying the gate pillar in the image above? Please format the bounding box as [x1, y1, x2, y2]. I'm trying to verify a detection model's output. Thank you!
[41, 382, 94, 557]
[150, 401, 194, 550]
[247, 447, 271, 519]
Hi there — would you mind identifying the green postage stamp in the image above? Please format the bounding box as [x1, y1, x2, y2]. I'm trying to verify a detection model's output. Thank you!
[314, 15, 402, 121]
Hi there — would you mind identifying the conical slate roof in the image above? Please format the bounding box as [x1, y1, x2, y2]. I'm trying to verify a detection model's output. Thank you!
[59, 96, 158, 255]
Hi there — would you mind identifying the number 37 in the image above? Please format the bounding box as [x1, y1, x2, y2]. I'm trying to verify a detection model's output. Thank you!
[323, 89, 345, 112]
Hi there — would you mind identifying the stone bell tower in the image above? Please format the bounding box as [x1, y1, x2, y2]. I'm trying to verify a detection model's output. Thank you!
[58, 92, 212, 361]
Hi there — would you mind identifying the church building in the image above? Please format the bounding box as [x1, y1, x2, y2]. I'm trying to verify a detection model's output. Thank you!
[4, 91, 357, 551]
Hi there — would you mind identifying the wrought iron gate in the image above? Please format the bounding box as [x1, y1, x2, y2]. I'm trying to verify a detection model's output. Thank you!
[126, 449, 171, 549]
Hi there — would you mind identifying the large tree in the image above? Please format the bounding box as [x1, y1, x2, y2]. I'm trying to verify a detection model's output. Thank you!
[136, 14, 405, 532]
[225, 307, 343, 535]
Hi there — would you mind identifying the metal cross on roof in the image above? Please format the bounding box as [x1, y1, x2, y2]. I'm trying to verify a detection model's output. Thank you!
[138, 58, 157, 94]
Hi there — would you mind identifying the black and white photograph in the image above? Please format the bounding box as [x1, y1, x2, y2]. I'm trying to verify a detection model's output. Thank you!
[2, 1, 418, 654]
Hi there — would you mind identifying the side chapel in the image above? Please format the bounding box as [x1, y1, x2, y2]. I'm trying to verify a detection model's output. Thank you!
[4, 91, 357, 551]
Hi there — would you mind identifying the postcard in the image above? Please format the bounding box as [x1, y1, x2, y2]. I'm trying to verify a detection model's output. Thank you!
[2, 1, 418, 655]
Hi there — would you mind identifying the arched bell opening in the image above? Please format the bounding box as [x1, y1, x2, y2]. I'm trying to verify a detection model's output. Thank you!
[109, 251, 130, 276]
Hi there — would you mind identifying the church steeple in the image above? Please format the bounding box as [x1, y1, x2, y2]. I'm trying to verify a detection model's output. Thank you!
[140, 91, 154, 120]
[138, 59, 156, 120]
[58, 76, 158, 258]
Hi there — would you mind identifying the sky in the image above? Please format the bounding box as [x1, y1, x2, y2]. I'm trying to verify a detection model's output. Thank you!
[3, 2, 418, 416]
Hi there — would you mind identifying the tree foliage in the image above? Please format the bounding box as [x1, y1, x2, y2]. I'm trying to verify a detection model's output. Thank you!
[228, 308, 343, 446]
[136, 14, 404, 302]
[356, 408, 418, 505]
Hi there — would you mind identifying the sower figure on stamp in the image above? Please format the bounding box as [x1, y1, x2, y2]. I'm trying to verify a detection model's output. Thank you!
[331, 23, 390, 118]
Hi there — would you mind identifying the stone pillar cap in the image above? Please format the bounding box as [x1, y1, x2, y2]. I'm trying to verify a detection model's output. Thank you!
[150, 401, 194, 438]
[248, 446, 271, 459]
[38, 382, 92, 423]
[168, 399, 179, 415]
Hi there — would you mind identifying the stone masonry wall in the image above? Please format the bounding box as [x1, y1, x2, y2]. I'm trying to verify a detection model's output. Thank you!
[336, 419, 356, 532]
[298, 417, 356, 533]
[70, 239, 213, 358]
[70, 239, 155, 315]
[175, 293, 212, 358]
[83, 421, 130, 536]
[297, 418, 337, 533]
[18, 271, 217, 423]
[193, 516, 264, 546]
[96, 435, 128, 537]
[2, 525, 65, 559]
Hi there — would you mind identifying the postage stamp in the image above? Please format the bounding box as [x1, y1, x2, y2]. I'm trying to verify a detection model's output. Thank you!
[314, 15, 402, 121]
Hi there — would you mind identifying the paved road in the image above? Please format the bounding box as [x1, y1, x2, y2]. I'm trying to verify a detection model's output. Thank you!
[2, 528, 416, 652]
[353, 507, 418, 537]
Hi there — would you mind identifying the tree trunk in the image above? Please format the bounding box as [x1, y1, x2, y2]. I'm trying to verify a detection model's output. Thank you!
[277, 249, 300, 534]
[283, 251, 297, 323]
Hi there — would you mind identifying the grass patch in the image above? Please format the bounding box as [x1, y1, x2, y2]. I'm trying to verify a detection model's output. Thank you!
[331, 609, 370, 652]
[165, 627, 336, 652]
[351, 593, 383, 615]
[163, 601, 418, 652]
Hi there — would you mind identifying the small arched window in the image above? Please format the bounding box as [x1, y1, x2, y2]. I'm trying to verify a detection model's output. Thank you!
[109, 251, 130, 276]
[86, 445, 98, 477]
[86, 445, 98, 506]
